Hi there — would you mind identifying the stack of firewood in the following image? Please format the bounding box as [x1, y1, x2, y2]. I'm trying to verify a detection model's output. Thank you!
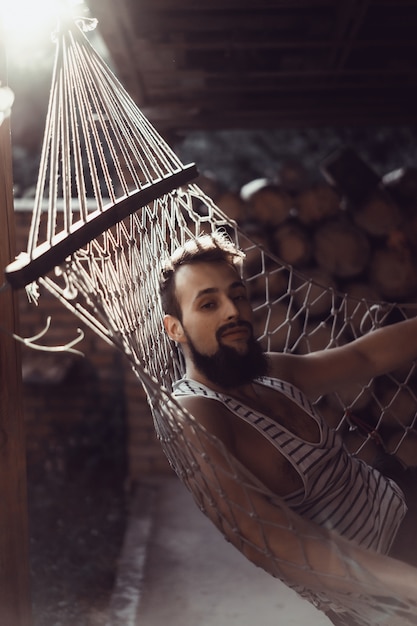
[195, 148, 417, 463]
[198, 147, 417, 305]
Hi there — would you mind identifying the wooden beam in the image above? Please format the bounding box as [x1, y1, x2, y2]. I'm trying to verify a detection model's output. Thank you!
[134, 0, 333, 10]
[129, 11, 329, 37]
[0, 42, 32, 626]
[133, 37, 417, 52]
[140, 68, 415, 93]
[132, 0, 415, 10]
[146, 100, 417, 132]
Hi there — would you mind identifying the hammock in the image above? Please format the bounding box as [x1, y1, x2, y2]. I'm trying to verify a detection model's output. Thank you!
[5, 15, 417, 626]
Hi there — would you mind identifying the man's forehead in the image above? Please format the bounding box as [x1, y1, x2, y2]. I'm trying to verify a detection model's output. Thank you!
[175, 261, 241, 294]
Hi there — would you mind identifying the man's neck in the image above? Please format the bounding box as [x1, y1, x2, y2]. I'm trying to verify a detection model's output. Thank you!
[185, 365, 259, 401]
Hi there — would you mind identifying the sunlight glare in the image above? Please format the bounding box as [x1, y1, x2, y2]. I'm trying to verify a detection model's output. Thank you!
[0, 0, 85, 60]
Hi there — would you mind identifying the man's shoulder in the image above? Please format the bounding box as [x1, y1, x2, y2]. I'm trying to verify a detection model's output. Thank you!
[173, 378, 230, 413]
[173, 380, 235, 445]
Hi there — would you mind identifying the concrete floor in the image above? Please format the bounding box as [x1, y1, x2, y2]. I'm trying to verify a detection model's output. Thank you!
[109, 476, 332, 626]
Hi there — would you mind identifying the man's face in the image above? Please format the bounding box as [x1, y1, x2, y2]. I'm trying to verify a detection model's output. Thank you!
[173, 261, 269, 387]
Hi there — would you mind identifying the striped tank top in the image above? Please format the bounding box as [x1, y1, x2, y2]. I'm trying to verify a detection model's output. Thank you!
[173, 376, 406, 554]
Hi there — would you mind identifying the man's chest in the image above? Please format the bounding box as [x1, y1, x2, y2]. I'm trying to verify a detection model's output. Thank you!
[241, 385, 321, 443]
[225, 387, 322, 495]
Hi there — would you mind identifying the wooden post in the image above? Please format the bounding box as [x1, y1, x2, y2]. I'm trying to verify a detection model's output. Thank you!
[0, 41, 32, 626]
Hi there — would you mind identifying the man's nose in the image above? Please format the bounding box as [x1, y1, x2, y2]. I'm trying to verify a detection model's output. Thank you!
[223, 297, 239, 319]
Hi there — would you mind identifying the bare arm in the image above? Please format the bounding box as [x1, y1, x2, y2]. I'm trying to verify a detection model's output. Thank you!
[269, 315, 417, 399]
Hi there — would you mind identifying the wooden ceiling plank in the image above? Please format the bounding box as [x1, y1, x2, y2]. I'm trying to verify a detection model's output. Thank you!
[133, 38, 417, 52]
[149, 107, 417, 132]
[140, 68, 416, 83]
[131, 11, 333, 37]
[132, 0, 333, 10]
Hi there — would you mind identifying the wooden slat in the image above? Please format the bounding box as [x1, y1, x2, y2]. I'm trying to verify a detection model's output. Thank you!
[130, 11, 331, 37]
[134, 37, 417, 52]
[5, 164, 198, 290]
[132, 0, 334, 10]
[133, 0, 416, 10]
[146, 102, 417, 131]
[141, 69, 415, 92]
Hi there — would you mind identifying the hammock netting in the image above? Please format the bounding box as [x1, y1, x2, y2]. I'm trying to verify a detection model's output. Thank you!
[6, 16, 417, 626]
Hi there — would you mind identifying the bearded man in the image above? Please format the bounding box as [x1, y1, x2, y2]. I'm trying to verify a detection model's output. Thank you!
[159, 232, 417, 623]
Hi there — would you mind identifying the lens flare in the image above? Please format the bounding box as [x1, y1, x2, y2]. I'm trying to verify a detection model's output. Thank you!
[0, 0, 86, 62]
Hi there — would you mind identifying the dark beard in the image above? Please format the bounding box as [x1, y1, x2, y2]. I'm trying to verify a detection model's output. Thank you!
[186, 322, 269, 388]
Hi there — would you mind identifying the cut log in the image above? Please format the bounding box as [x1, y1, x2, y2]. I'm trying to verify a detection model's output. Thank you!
[242, 181, 293, 227]
[386, 430, 417, 467]
[240, 177, 269, 201]
[351, 189, 402, 237]
[216, 190, 247, 223]
[195, 172, 222, 201]
[343, 282, 382, 336]
[247, 266, 289, 300]
[401, 214, 417, 250]
[382, 167, 417, 212]
[253, 301, 302, 352]
[271, 221, 312, 267]
[294, 182, 340, 225]
[313, 218, 371, 278]
[292, 268, 337, 318]
[371, 382, 417, 429]
[240, 230, 270, 274]
[320, 146, 380, 204]
[276, 159, 309, 195]
[368, 246, 417, 301]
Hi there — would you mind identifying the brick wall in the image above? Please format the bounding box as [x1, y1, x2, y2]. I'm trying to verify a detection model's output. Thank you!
[13, 210, 171, 486]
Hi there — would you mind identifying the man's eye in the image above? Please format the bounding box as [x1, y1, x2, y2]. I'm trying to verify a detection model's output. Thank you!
[201, 301, 215, 309]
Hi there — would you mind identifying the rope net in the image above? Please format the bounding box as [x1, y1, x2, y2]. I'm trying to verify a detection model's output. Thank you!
[7, 16, 417, 626]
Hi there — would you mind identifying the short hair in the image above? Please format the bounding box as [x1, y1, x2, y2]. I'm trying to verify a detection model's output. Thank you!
[160, 231, 245, 319]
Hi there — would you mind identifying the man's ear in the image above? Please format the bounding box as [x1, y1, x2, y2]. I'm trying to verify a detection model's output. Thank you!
[163, 314, 186, 343]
